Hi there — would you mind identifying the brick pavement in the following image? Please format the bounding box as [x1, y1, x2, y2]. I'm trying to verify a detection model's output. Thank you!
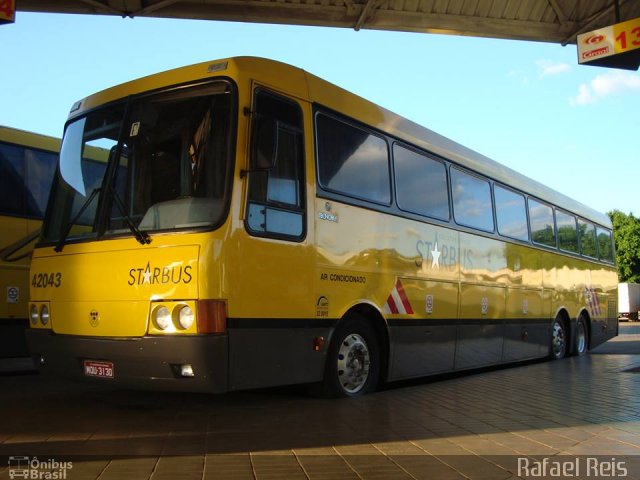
[1, 325, 639, 479]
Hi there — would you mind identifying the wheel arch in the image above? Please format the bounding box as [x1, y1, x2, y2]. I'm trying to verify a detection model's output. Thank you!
[334, 301, 391, 384]
[553, 306, 571, 331]
[551, 307, 571, 357]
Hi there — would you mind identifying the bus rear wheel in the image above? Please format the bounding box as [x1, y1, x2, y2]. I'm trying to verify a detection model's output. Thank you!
[574, 315, 589, 356]
[550, 317, 567, 360]
[323, 317, 380, 398]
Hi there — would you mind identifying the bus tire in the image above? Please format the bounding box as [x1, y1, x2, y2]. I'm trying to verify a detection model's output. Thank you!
[574, 315, 589, 356]
[550, 317, 567, 360]
[323, 316, 380, 398]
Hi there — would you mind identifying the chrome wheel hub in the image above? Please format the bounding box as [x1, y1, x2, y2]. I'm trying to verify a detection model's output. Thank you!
[552, 321, 566, 358]
[576, 321, 587, 353]
[337, 333, 370, 394]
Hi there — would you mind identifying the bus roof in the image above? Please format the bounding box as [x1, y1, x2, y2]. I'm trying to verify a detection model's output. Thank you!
[68, 57, 611, 228]
[0, 125, 60, 153]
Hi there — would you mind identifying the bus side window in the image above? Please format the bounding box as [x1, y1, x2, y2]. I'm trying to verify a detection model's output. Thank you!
[0, 142, 29, 216]
[494, 184, 528, 241]
[451, 167, 494, 232]
[556, 210, 578, 253]
[246, 89, 305, 240]
[529, 198, 556, 248]
[596, 227, 614, 262]
[578, 220, 597, 258]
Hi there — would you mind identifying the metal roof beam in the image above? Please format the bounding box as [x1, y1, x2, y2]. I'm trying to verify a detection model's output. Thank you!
[14, 0, 640, 45]
[131, 0, 184, 17]
[354, 0, 383, 31]
[546, 0, 567, 23]
[561, 0, 627, 45]
[367, 10, 578, 42]
[77, 0, 126, 15]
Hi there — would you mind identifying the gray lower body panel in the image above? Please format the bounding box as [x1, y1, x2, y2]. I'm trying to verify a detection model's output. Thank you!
[389, 324, 456, 379]
[388, 318, 553, 382]
[503, 321, 549, 361]
[227, 322, 332, 391]
[26, 329, 228, 393]
[590, 316, 619, 350]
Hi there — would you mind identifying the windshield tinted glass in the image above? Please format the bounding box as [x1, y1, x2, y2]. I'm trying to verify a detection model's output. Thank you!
[42, 81, 235, 244]
[42, 109, 121, 243]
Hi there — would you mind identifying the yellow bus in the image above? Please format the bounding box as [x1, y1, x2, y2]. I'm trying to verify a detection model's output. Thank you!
[0, 126, 58, 358]
[26, 57, 618, 396]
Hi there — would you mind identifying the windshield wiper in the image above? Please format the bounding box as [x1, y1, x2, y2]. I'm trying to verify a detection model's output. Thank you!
[54, 187, 101, 253]
[109, 186, 151, 245]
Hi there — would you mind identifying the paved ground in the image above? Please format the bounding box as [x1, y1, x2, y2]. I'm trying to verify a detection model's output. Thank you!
[1, 324, 639, 479]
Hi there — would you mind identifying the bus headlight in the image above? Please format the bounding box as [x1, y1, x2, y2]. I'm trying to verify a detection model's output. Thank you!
[30, 305, 39, 326]
[154, 306, 172, 330]
[148, 301, 198, 335]
[40, 305, 50, 326]
[177, 305, 195, 330]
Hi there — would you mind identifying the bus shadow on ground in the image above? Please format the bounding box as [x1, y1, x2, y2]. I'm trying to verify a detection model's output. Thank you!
[0, 349, 637, 457]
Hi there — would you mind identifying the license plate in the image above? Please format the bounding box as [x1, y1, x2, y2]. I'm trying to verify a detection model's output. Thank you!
[83, 360, 114, 379]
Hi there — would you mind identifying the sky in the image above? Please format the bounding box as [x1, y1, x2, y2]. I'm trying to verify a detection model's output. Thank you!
[1, 12, 639, 217]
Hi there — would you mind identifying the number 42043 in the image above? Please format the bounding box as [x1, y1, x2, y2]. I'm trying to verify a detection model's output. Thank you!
[32, 272, 62, 288]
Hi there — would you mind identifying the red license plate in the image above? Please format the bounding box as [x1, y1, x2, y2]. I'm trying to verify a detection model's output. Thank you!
[83, 360, 114, 379]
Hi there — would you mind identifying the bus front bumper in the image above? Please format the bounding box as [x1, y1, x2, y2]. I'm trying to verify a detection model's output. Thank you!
[25, 329, 228, 393]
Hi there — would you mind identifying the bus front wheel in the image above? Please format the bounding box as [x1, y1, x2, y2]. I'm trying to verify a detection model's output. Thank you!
[323, 317, 380, 398]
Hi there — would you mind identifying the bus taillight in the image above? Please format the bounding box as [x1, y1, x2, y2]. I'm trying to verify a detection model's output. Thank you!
[196, 300, 227, 334]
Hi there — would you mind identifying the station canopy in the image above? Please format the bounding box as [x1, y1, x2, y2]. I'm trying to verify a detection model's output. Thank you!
[15, 0, 640, 45]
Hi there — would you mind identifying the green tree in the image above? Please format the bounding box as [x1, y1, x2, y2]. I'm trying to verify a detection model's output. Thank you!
[608, 210, 640, 283]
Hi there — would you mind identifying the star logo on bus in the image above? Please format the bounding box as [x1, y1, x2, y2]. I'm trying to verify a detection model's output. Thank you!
[431, 242, 441, 269]
[142, 262, 152, 284]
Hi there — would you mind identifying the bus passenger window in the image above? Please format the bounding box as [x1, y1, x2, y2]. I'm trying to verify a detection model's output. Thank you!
[556, 210, 578, 253]
[451, 167, 494, 232]
[597, 227, 614, 262]
[316, 114, 390, 205]
[0, 143, 29, 216]
[393, 144, 449, 220]
[529, 199, 556, 247]
[246, 89, 305, 240]
[578, 220, 597, 258]
[494, 185, 528, 241]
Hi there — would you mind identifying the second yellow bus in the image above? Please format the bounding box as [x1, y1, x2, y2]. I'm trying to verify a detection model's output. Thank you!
[1, 126, 58, 358]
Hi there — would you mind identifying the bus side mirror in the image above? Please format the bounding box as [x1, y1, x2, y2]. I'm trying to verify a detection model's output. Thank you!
[244, 115, 278, 177]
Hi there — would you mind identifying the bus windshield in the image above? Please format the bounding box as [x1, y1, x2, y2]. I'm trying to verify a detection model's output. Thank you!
[42, 80, 235, 245]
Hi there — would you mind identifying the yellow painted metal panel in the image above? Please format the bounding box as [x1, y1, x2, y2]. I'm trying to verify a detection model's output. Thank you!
[1, 216, 33, 320]
[52, 300, 150, 336]
[31, 244, 198, 302]
[506, 288, 543, 320]
[0, 126, 60, 152]
[459, 283, 506, 320]
[31, 242, 199, 337]
[400, 279, 459, 319]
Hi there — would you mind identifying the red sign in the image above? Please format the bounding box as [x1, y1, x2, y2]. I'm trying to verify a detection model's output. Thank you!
[0, 0, 15, 24]
[83, 360, 115, 379]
